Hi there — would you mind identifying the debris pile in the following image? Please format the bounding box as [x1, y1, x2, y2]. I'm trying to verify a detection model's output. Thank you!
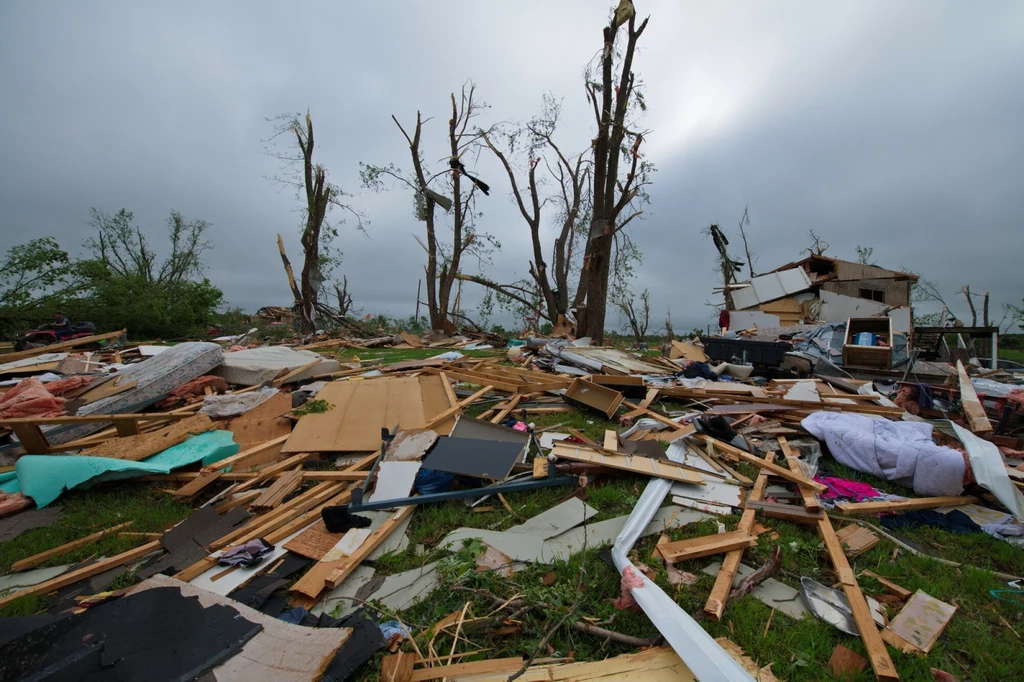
[0, 323, 1021, 681]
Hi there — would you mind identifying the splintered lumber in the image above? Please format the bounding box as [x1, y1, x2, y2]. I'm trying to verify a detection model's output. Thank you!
[251, 467, 304, 509]
[705, 449, 773, 621]
[230, 451, 316, 494]
[172, 471, 224, 500]
[290, 504, 416, 599]
[620, 400, 694, 435]
[0, 328, 126, 364]
[836, 524, 880, 557]
[656, 531, 757, 563]
[408, 657, 524, 681]
[272, 358, 322, 387]
[207, 434, 291, 472]
[422, 385, 494, 429]
[0, 540, 161, 609]
[745, 500, 825, 525]
[957, 360, 992, 433]
[550, 443, 704, 484]
[621, 388, 660, 419]
[861, 570, 913, 601]
[489, 394, 522, 424]
[145, 470, 367, 483]
[78, 413, 215, 461]
[818, 515, 899, 681]
[694, 435, 828, 494]
[836, 496, 978, 515]
[11, 521, 133, 572]
[380, 652, 416, 682]
[778, 436, 821, 511]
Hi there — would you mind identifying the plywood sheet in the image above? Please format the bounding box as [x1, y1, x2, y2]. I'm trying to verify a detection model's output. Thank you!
[884, 590, 956, 654]
[284, 519, 343, 560]
[282, 376, 455, 453]
[223, 392, 292, 452]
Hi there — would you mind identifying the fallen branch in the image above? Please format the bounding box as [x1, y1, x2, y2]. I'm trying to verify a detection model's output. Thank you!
[728, 545, 781, 601]
[570, 621, 661, 648]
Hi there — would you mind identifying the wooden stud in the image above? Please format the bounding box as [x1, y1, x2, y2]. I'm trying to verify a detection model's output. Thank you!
[957, 360, 992, 433]
[778, 436, 821, 511]
[550, 443, 704, 484]
[694, 435, 828, 493]
[656, 531, 757, 563]
[860, 570, 912, 601]
[0, 540, 160, 609]
[172, 471, 224, 500]
[251, 468, 305, 509]
[11, 522, 133, 572]
[422, 385, 495, 430]
[836, 496, 978, 515]
[489, 394, 522, 424]
[272, 358, 322, 387]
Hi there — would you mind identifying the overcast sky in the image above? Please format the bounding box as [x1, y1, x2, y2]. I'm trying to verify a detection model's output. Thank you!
[1, 1, 1022, 333]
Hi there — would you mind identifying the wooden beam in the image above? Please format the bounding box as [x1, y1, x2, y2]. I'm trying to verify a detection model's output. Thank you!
[144, 470, 368, 483]
[272, 358, 322, 387]
[422, 385, 494, 429]
[836, 496, 978, 515]
[550, 443, 704, 484]
[745, 499, 825, 525]
[860, 570, 913, 601]
[489, 394, 522, 424]
[622, 388, 659, 420]
[208, 434, 291, 472]
[957, 360, 992, 433]
[0, 328, 126, 364]
[438, 372, 459, 406]
[432, 368, 520, 393]
[231, 451, 316, 495]
[251, 468, 304, 510]
[620, 400, 693, 434]
[778, 436, 821, 511]
[704, 449, 773, 621]
[171, 471, 224, 500]
[11, 522, 133, 572]
[0, 412, 194, 426]
[408, 657, 524, 681]
[657, 531, 757, 563]
[694, 435, 828, 493]
[818, 515, 899, 681]
[0, 540, 160, 609]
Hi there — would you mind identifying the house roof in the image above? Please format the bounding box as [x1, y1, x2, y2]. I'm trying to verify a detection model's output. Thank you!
[766, 255, 920, 282]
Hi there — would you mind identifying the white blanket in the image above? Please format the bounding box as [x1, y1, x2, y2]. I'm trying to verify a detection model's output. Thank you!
[802, 412, 965, 496]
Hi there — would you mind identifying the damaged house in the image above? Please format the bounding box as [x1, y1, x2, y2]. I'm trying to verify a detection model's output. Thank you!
[722, 255, 918, 334]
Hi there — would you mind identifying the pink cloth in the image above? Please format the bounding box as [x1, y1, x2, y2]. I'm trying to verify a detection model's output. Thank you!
[814, 475, 880, 502]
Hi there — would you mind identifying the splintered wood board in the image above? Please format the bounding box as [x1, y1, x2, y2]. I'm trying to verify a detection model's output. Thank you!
[550, 443, 704, 484]
[223, 392, 293, 451]
[78, 413, 214, 461]
[883, 590, 957, 654]
[282, 375, 455, 453]
[283, 519, 344, 560]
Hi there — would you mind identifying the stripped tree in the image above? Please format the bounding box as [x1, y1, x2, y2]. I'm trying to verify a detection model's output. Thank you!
[576, 1, 654, 342]
[361, 83, 498, 332]
[455, 95, 591, 331]
[267, 111, 363, 333]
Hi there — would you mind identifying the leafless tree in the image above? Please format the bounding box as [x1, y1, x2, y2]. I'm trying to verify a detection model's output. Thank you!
[801, 229, 830, 257]
[960, 285, 978, 326]
[705, 223, 744, 309]
[362, 83, 497, 332]
[576, 1, 654, 342]
[456, 95, 591, 328]
[616, 287, 650, 343]
[664, 309, 675, 342]
[266, 111, 364, 333]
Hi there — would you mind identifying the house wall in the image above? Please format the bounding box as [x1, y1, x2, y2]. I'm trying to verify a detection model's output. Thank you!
[821, 279, 911, 307]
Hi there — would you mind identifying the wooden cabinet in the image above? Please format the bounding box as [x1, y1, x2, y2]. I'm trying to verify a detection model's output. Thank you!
[843, 317, 893, 370]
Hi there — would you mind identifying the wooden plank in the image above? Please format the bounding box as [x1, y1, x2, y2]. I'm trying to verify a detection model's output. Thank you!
[705, 450, 773, 621]
[0, 413, 194, 427]
[11, 423, 50, 454]
[172, 471, 224, 499]
[957, 360, 992, 433]
[11, 522, 133, 571]
[291, 504, 415, 599]
[208, 434, 291, 472]
[438, 372, 459, 406]
[550, 443, 704, 484]
[695, 435, 828, 493]
[435, 368, 521, 393]
[621, 400, 694, 434]
[0, 540, 161, 609]
[251, 468, 305, 509]
[145, 470, 367, 482]
[272, 358, 322, 387]
[78, 413, 214, 461]
[489, 394, 522, 424]
[602, 430, 619, 452]
[746, 499, 825, 524]
[621, 388, 660, 419]
[861, 570, 913, 601]
[836, 524, 880, 556]
[408, 657, 524, 681]
[0, 328, 126, 364]
[836, 496, 978, 515]
[778, 436, 821, 511]
[380, 652, 416, 682]
[657, 531, 757, 563]
[422, 385, 494, 430]
[817, 516, 899, 681]
[231, 452, 315, 495]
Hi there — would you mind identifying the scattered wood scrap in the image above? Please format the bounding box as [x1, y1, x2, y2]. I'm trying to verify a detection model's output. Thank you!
[79, 413, 215, 461]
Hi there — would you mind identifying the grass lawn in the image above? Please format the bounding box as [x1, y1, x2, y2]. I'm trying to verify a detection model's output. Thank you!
[2, 348, 1023, 681]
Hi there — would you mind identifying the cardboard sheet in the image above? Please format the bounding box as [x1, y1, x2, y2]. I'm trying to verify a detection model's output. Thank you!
[282, 376, 454, 453]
